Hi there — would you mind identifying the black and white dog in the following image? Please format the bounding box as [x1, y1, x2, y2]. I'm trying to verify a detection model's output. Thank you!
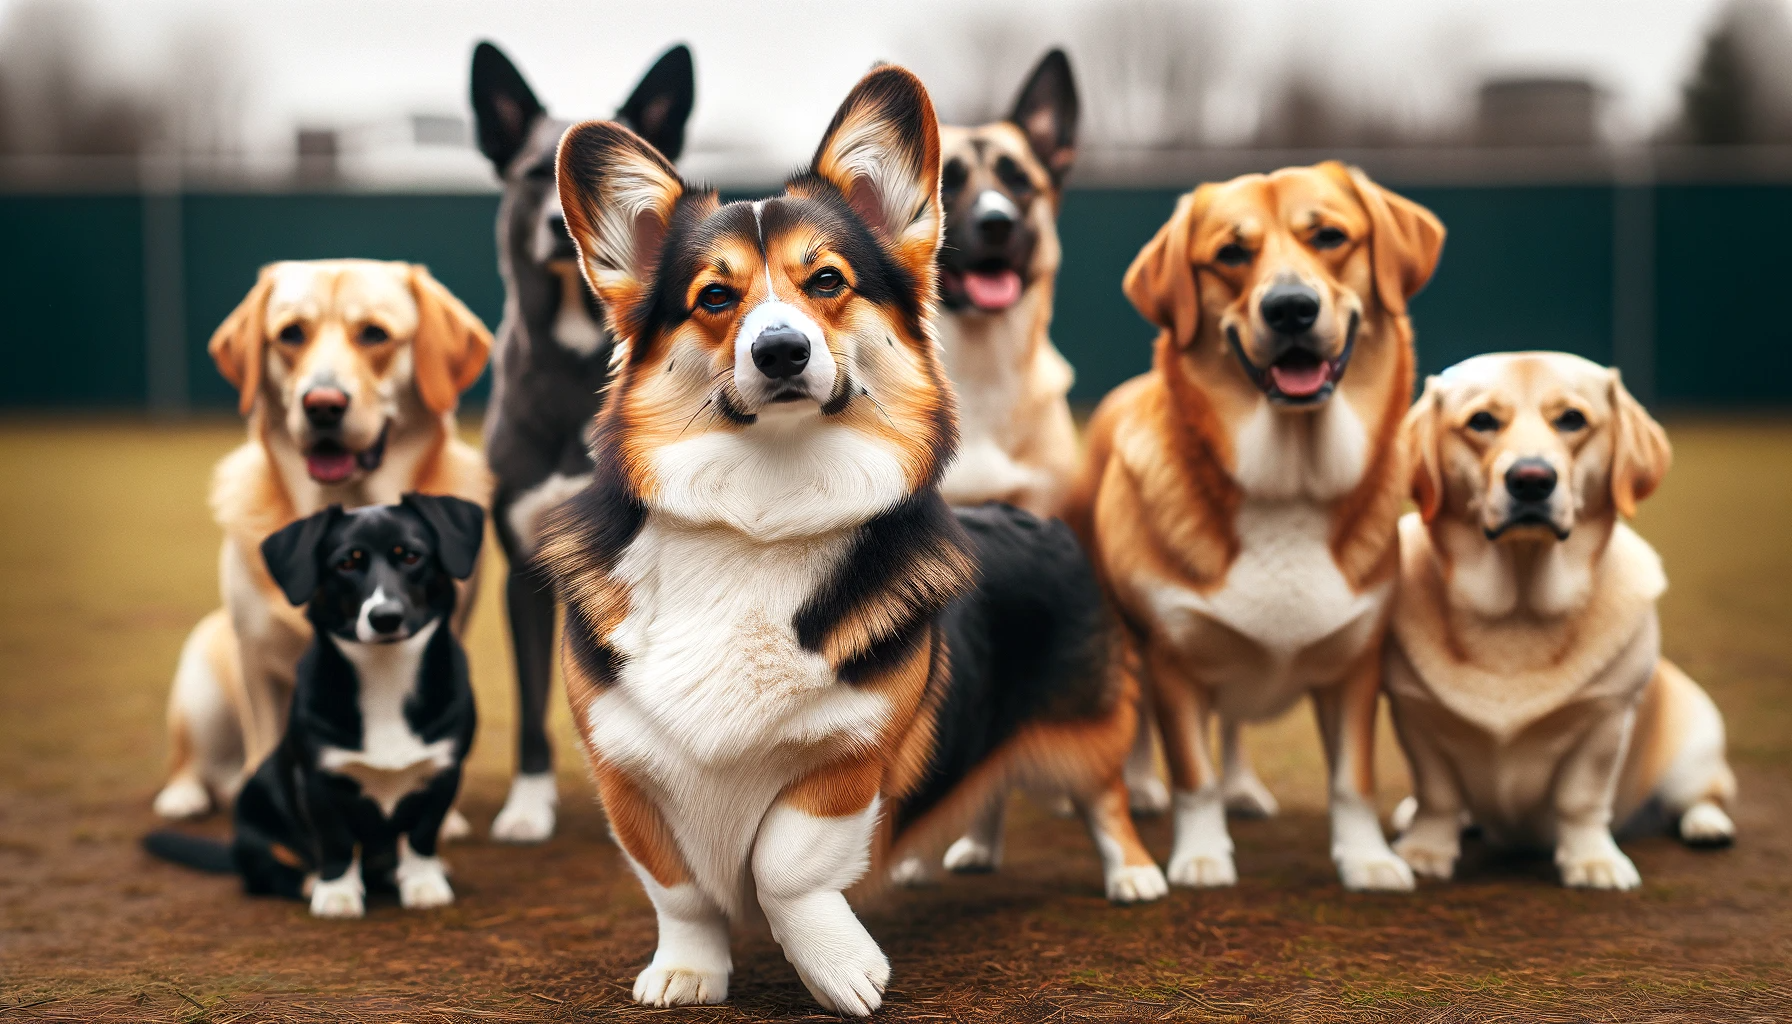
[144, 495, 484, 918]
[469, 41, 695, 843]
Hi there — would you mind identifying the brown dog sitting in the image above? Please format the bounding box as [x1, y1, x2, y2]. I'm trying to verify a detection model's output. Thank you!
[1387, 352, 1736, 889]
[1069, 162, 1443, 891]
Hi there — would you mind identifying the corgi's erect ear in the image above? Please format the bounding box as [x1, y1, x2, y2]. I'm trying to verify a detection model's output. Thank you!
[810, 65, 942, 283]
[260, 505, 342, 607]
[1123, 185, 1210, 349]
[557, 121, 687, 344]
[471, 41, 545, 173]
[210, 266, 277, 416]
[409, 265, 493, 415]
[617, 44, 696, 163]
[1608, 369, 1671, 518]
[1402, 376, 1446, 523]
[1009, 48, 1079, 191]
[1340, 163, 1445, 318]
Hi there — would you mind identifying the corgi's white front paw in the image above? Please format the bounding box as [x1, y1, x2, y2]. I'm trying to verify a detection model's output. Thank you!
[793, 939, 890, 1017]
[633, 964, 729, 1007]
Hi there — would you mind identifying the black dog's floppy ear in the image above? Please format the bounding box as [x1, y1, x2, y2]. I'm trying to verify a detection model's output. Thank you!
[471, 41, 545, 172]
[260, 506, 342, 606]
[617, 44, 695, 162]
[402, 494, 486, 580]
[1009, 48, 1078, 190]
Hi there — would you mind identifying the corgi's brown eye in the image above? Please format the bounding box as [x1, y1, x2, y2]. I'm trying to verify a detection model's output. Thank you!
[697, 284, 736, 313]
[337, 549, 365, 572]
[1215, 243, 1251, 267]
[1313, 226, 1348, 250]
[807, 268, 845, 296]
[1467, 411, 1501, 433]
[1554, 409, 1587, 431]
[360, 324, 390, 345]
[278, 323, 305, 344]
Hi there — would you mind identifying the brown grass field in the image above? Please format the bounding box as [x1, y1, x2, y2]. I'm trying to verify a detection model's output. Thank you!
[1, 417, 1789, 1022]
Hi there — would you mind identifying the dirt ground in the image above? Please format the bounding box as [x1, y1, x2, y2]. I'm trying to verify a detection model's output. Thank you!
[1, 418, 1789, 1023]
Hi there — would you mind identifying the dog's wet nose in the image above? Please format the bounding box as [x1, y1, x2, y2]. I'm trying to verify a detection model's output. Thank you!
[751, 326, 810, 380]
[367, 608, 404, 635]
[302, 387, 349, 428]
[1260, 283, 1321, 335]
[1505, 458, 1558, 502]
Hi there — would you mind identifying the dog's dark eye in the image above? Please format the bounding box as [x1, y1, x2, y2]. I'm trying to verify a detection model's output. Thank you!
[337, 549, 365, 572]
[697, 284, 736, 313]
[807, 268, 845, 297]
[395, 546, 421, 566]
[277, 323, 305, 344]
[359, 324, 389, 345]
[1467, 411, 1501, 433]
[941, 158, 968, 199]
[1215, 243, 1252, 267]
[1554, 408, 1587, 432]
[994, 155, 1034, 196]
[1313, 226, 1348, 250]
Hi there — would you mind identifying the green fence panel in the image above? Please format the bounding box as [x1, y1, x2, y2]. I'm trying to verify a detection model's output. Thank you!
[0, 195, 146, 407]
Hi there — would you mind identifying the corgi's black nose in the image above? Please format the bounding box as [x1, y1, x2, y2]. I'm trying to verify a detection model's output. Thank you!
[1505, 458, 1558, 502]
[302, 387, 348, 428]
[367, 609, 404, 635]
[1261, 283, 1321, 334]
[751, 327, 810, 380]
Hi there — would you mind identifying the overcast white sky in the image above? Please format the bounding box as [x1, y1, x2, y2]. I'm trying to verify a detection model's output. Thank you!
[0, 0, 1753, 175]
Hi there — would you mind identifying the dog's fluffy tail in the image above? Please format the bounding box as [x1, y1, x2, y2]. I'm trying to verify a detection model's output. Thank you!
[142, 830, 234, 874]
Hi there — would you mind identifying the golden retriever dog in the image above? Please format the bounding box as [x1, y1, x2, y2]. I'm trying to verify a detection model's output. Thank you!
[1068, 162, 1443, 891]
[1387, 352, 1736, 889]
[153, 260, 493, 821]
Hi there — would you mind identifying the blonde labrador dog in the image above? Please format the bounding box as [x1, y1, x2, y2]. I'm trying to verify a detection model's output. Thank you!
[153, 260, 492, 821]
[1387, 352, 1736, 889]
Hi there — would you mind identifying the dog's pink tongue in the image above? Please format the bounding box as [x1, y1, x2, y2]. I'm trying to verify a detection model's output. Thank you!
[1270, 360, 1330, 397]
[306, 451, 356, 483]
[963, 269, 1022, 311]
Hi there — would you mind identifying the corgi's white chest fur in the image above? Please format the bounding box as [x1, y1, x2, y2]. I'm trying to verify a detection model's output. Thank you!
[321, 620, 455, 814]
[1144, 500, 1387, 719]
[587, 515, 893, 917]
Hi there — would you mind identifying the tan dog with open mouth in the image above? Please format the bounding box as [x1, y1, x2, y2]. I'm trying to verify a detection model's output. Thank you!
[153, 260, 492, 820]
[1387, 352, 1736, 889]
[1069, 162, 1443, 891]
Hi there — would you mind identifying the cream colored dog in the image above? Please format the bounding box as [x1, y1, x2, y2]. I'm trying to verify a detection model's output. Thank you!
[1387, 351, 1736, 890]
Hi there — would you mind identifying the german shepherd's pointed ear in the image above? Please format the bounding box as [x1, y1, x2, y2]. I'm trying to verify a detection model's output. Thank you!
[809, 65, 943, 287]
[1009, 49, 1078, 191]
[1337, 163, 1445, 318]
[1608, 369, 1671, 518]
[556, 120, 688, 345]
[1402, 376, 1446, 523]
[210, 266, 277, 416]
[471, 41, 546, 173]
[402, 493, 486, 580]
[408, 265, 493, 415]
[617, 44, 696, 163]
[1124, 184, 1212, 349]
[261, 505, 343, 607]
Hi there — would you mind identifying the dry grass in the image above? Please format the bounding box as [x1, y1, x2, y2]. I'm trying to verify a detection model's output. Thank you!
[0, 417, 1789, 1022]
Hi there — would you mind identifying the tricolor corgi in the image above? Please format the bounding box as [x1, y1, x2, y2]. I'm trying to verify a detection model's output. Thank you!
[540, 66, 1166, 1015]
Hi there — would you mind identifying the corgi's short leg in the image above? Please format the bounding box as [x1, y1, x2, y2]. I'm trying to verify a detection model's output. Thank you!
[1079, 777, 1168, 903]
[754, 796, 887, 1017]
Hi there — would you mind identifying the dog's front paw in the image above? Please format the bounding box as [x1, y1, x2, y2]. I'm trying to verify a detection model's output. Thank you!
[1166, 850, 1237, 888]
[1336, 848, 1416, 892]
[1392, 833, 1458, 881]
[1221, 771, 1279, 819]
[633, 964, 729, 1007]
[309, 873, 366, 919]
[1126, 775, 1172, 817]
[153, 778, 211, 820]
[490, 773, 558, 844]
[1678, 801, 1735, 848]
[1557, 838, 1641, 890]
[1104, 863, 1169, 903]
[792, 940, 890, 1017]
[397, 857, 455, 910]
[888, 855, 934, 888]
[942, 835, 999, 873]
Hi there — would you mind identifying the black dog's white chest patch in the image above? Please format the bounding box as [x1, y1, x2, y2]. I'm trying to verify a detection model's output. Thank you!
[320, 620, 455, 814]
